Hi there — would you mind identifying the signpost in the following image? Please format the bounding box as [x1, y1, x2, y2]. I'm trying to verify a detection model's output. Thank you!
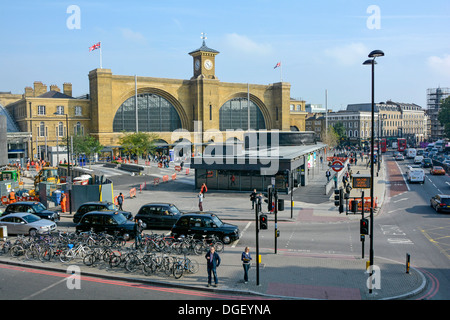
[331, 160, 344, 172]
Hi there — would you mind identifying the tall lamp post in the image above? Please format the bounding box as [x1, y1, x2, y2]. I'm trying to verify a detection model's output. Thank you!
[54, 112, 72, 214]
[363, 49, 384, 294]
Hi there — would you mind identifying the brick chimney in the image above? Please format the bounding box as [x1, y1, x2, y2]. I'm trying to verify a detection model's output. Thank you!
[63, 83, 72, 97]
[50, 85, 60, 92]
[33, 81, 47, 96]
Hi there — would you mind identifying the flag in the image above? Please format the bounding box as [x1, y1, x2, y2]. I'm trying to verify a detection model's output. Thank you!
[274, 62, 281, 69]
[89, 42, 101, 52]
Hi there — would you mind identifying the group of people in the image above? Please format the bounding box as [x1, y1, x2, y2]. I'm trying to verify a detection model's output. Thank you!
[205, 246, 253, 287]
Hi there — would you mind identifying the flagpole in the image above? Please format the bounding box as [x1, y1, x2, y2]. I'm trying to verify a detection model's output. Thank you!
[280, 61, 283, 82]
[99, 42, 102, 69]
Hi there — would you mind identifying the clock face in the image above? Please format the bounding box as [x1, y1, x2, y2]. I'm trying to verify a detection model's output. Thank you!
[195, 59, 200, 71]
[204, 59, 213, 70]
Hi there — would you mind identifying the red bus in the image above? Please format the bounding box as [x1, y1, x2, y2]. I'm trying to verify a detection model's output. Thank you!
[397, 138, 407, 152]
[380, 138, 387, 153]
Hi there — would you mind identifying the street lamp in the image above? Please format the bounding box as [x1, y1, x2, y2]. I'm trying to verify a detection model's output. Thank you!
[363, 49, 384, 294]
[54, 111, 72, 214]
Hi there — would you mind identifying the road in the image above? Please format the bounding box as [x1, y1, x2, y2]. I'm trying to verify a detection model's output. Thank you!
[1, 157, 449, 300]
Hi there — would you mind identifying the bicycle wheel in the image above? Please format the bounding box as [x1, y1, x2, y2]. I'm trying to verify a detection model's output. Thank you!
[10, 245, 24, 257]
[173, 263, 184, 279]
[25, 247, 39, 260]
[83, 253, 96, 266]
[59, 248, 74, 263]
[125, 256, 139, 272]
[109, 253, 122, 268]
[214, 241, 224, 253]
[187, 259, 199, 274]
[193, 243, 204, 255]
[38, 248, 53, 262]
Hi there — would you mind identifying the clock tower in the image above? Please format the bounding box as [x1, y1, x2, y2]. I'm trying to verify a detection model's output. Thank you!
[189, 33, 219, 80]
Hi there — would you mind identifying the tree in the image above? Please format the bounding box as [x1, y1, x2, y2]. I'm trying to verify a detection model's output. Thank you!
[333, 122, 347, 144]
[321, 126, 339, 148]
[62, 134, 103, 169]
[438, 97, 450, 139]
[118, 132, 159, 160]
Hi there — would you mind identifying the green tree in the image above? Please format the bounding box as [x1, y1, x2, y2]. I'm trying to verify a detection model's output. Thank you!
[438, 97, 450, 139]
[118, 132, 159, 161]
[332, 122, 347, 143]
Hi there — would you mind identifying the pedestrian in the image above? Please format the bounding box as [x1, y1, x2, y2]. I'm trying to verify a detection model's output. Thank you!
[326, 169, 331, 182]
[250, 189, 257, 209]
[117, 192, 124, 210]
[333, 175, 338, 188]
[205, 246, 221, 287]
[257, 193, 263, 212]
[241, 247, 252, 283]
[198, 192, 204, 211]
[200, 183, 208, 197]
[134, 218, 144, 249]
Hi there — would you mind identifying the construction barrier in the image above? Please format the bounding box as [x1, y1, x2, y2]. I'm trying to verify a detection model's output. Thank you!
[154, 178, 160, 186]
[185, 168, 190, 175]
[349, 197, 378, 213]
[162, 175, 169, 183]
[174, 166, 181, 172]
[172, 173, 177, 181]
[129, 188, 137, 198]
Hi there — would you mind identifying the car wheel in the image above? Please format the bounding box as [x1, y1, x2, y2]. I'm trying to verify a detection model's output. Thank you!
[222, 235, 231, 245]
[29, 229, 37, 237]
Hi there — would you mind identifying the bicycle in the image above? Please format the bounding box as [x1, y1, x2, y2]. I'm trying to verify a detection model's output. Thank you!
[172, 256, 199, 279]
[59, 243, 92, 263]
[194, 235, 224, 255]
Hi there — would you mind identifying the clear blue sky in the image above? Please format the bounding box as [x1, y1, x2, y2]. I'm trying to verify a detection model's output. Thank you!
[1, 0, 449, 110]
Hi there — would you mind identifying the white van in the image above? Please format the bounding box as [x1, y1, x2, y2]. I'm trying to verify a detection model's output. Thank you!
[407, 168, 425, 184]
[407, 148, 417, 159]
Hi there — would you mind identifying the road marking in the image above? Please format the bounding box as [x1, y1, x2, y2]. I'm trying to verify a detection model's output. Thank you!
[231, 221, 251, 248]
[394, 161, 410, 191]
[22, 277, 68, 300]
[393, 198, 408, 203]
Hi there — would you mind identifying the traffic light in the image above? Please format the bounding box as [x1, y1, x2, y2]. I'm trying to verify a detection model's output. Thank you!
[334, 188, 340, 206]
[351, 200, 359, 213]
[360, 218, 369, 235]
[267, 187, 273, 211]
[259, 214, 268, 230]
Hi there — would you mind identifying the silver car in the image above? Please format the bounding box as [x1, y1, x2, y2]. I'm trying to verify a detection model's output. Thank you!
[0, 212, 56, 236]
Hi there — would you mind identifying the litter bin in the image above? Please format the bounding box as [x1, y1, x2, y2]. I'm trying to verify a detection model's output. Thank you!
[0, 226, 7, 239]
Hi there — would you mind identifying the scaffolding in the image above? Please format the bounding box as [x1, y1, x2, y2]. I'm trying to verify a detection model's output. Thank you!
[427, 87, 450, 140]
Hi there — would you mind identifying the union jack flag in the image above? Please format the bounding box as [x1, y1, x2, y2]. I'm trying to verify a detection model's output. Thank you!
[89, 42, 101, 52]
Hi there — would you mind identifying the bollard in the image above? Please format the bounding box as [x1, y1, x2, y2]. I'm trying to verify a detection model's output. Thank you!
[406, 253, 410, 274]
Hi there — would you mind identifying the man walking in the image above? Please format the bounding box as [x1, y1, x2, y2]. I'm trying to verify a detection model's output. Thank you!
[117, 193, 124, 210]
[205, 246, 221, 287]
[198, 192, 204, 212]
[250, 189, 257, 209]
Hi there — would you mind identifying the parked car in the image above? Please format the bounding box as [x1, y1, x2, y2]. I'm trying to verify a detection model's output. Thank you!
[73, 201, 133, 223]
[430, 194, 450, 213]
[430, 166, 446, 175]
[395, 154, 404, 161]
[2, 201, 60, 222]
[0, 212, 57, 236]
[75, 211, 136, 240]
[134, 203, 183, 229]
[170, 213, 240, 244]
[421, 158, 433, 168]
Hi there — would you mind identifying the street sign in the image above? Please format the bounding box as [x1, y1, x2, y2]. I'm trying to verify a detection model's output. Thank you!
[331, 160, 344, 172]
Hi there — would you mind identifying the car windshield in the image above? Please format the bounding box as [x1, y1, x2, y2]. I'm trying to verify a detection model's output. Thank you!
[31, 203, 47, 213]
[169, 205, 181, 215]
[22, 214, 41, 223]
[106, 203, 117, 210]
[441, 198, 450, 205]
[435, 166, 443, 170]
[113, 213, 127, 224]
[211, 215, 223, 227]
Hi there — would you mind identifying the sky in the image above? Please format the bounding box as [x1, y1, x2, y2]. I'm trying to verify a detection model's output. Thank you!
[1, 0, 449, 111]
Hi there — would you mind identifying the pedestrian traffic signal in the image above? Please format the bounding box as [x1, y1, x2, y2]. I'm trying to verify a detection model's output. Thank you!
[360, 218, 369, 235]
[334, 188, 340, 206]
[259, 214, 268, 230]
[267, 188, 273, 211]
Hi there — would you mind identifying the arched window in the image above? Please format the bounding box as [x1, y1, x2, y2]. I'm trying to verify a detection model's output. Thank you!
[113, 93, 181, 132]
[219, 98, 265, 131]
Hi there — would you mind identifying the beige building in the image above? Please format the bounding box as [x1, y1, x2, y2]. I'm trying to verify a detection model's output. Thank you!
[2, 40, 307, 162]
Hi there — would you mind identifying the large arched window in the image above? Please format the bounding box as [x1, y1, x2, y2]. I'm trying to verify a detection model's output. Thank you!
[113, 93, 181, 132]
[219, 98, 265, 131]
